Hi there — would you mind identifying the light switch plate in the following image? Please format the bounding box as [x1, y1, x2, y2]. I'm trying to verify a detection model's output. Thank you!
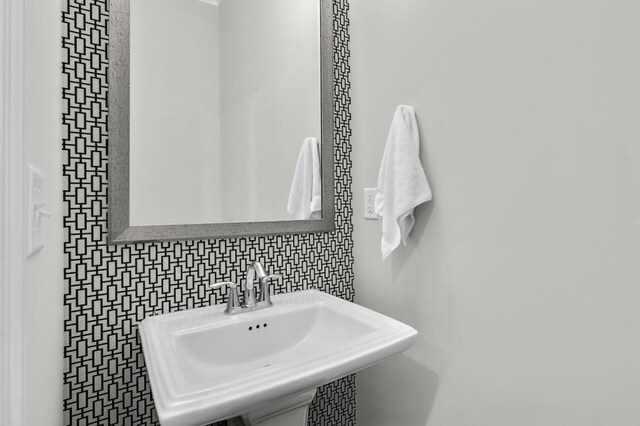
[364, 188, 378, 220]
[27, 164, 47, 256]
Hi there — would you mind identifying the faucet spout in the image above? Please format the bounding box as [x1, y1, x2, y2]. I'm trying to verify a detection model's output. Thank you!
[245, 261, 267, 307]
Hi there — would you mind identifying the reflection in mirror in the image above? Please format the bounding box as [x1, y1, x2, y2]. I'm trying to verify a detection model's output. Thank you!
[107, 0, 334, 243]
[129, 0, 321, 226]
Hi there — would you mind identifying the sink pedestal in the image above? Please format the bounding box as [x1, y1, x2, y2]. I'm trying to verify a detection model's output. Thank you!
[241, 389, 317, 426]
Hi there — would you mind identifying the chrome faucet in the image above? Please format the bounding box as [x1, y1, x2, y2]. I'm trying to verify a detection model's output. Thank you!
[210, 261, 282, 315]
[244, 261, 266, 308]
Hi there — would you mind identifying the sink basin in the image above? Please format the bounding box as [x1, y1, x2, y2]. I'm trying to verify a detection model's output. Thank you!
[139, 289, 417, 426]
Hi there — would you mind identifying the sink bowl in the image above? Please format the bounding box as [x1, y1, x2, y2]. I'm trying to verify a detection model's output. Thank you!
[139, 289, 417, 426]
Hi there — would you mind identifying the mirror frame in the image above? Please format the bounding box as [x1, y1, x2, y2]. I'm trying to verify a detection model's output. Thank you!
[107, 0, 335, 244]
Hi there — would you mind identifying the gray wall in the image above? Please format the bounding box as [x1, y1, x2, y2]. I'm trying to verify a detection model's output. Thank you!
[219, 0, 321, 222]
[129, 0, 223, 226]
[23, 0, 64, 425]
[351, 0, 640, 425]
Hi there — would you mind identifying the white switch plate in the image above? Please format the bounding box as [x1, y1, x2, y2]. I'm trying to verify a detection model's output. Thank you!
[27, 164, 47, 256]
[364, 188, 378, 220]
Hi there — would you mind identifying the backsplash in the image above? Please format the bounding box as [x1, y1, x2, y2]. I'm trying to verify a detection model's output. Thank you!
[61, 0, 353, 424]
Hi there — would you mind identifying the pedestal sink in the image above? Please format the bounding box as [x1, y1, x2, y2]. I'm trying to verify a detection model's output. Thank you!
[139, 289, 417, 426]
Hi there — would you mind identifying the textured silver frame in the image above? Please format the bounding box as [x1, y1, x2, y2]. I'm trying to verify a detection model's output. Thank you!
[108, 0, 335, 243]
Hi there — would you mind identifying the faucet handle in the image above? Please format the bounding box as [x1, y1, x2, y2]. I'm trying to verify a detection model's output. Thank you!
[210, 281, 241, 292]
[210, 281, 242, 314]
[264, 274, 282, 282]
[257, 274, 282, 306]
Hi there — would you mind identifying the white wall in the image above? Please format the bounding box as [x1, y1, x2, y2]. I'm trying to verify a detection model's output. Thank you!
[351, 1, 640, 425]
[130, 0, 222, 226]
[23, 0, 63, 425]
[219, 0, 320, 222]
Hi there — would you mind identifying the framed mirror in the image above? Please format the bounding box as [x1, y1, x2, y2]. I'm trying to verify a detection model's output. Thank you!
[108, 0, 334, 243]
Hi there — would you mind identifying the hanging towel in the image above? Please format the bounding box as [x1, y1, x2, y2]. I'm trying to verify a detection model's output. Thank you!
[287, 137, 322, 220]
[375, 105, 432, 260]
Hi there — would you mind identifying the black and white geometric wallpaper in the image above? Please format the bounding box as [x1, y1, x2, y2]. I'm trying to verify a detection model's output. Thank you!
[61, 0, 353, 425]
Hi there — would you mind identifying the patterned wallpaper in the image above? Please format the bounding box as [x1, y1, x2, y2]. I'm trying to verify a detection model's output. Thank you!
[61, 0, 353, 425]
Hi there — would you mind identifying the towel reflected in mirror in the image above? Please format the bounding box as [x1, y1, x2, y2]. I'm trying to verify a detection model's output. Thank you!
[287, 137, 322, 220]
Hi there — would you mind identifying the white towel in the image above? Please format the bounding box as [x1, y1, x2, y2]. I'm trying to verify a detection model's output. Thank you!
[287, 137, 322, 220]
[375, 105, 432, 260]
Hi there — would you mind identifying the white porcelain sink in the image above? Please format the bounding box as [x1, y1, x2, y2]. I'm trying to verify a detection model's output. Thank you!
[139, 289, 417, 426]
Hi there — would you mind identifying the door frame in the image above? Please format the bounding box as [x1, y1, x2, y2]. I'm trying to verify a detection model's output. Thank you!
[1, 0, 25, 424]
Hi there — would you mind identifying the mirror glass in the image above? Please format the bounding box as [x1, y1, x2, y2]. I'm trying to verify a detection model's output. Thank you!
[128, 0, 321, 226]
